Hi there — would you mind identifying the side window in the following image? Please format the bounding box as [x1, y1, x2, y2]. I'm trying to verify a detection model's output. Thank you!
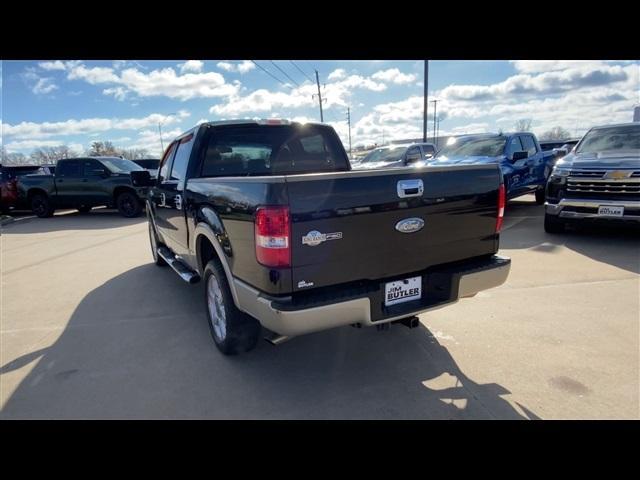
[57, 160, 82, 177]
[506, 137, 524, 157]
[299, 134, 326, 154]
[169, 134, 195, 186]
[158, 143, 177, 182]
[520, 135, 537, 157]
[83, 159, 105, 176]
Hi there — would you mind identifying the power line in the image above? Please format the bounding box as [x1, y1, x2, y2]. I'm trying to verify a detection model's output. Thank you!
[269, 61, 300, 87]
[289, 60, 315, 83]
[251, 60, 290, 88]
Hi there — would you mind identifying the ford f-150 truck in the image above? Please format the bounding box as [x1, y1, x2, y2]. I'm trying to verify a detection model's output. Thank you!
[428, 132, 556, 204]
[18, 156, 148, 218]
[132, 119, 511, 355]
[544, 122, 640, 233]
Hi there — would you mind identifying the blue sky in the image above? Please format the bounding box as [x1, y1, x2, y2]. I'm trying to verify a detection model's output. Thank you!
[2, 60, 638, 157]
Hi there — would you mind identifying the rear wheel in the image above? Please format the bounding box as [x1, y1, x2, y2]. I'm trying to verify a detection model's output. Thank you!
[116, 191, 142, 218]
[203, 259, 261, 355]
[535, 187, 546, 205]
[544, 213, 565, 233]
[31, 194, 54, 218]
[77, 205, 92, 213]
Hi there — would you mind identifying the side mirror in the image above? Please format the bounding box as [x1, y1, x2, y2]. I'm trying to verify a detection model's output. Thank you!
[511, 151, 528, 161]
[131, 169, 155, 187]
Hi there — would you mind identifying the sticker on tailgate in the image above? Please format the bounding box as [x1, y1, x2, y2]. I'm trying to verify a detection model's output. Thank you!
[302, 230, 342, 246]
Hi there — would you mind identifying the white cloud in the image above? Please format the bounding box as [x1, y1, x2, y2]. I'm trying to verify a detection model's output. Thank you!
[59, 62, 239, 101]
[4, 111, 190, 140]
[328, 68, 346, 80]
[179, 60, 204, 73]
[38, 61, 67, 71]
[209, 73, 386, 116]
[216, 61, 255, 74]
[372, 68, 417, 85]
[4, 139, 67, 151]
[32, 78, 58, 95]
[510, 60, 608, 74]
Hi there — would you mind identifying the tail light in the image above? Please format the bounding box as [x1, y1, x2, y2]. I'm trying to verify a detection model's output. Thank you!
[255, 206, 290, 267]
[496, 184, 506, 233]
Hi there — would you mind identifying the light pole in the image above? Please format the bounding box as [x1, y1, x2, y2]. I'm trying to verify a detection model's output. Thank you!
[158, 112, 178, 156]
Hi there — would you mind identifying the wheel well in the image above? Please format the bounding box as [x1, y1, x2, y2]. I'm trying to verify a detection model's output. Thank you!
[197, 234, 221, 275]
[113, 186, 136, 202]
[27, 188, 48, 201]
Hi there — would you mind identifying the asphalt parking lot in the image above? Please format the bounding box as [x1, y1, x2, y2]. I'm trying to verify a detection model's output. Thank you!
[1, 196, 638, 419]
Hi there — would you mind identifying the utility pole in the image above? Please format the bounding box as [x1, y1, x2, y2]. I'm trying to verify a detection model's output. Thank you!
[314, 70, 324, 122]
[346, 107, 352, 157]
[431, 99, 438, 144]
[423, 60, 429, 143]
[435, 117, 441, 148]
[158, 123, 164, 154]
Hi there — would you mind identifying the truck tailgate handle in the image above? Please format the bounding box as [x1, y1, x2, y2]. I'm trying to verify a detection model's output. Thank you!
[397, 179, 424, 198]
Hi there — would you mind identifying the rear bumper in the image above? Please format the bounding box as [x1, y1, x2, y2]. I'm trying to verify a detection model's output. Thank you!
[234, 255, 511, 336]
[545, 198, 640, 223]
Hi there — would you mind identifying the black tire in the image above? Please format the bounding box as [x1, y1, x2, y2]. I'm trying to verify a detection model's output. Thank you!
[535, 187, 546, 205]
[203, 259, 261, 355]
[544, 213, 565, 234]
[116, 191, 142, 218]
[148, 216, 166, 266]
[77, 206, 92, 213]
[31, 193, 54, 218]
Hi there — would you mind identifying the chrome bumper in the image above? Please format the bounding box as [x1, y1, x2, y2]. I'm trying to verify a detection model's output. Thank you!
[546, 198, 640, 221]
[233, 258, 511, 337]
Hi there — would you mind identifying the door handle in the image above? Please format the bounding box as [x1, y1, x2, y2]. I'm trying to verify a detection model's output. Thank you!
[82, 179, 89, 182]
[397, 179, 424, 198]
[58, 179, 64, 183]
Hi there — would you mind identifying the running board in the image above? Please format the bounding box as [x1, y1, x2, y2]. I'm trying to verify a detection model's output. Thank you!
[157, 247, 201, 284]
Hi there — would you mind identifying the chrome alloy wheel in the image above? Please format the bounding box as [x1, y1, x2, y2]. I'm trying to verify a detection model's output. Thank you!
[207, 275, 227, 341]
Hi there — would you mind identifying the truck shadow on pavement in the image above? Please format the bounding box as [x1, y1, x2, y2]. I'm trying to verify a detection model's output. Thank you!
[1, 208, 146, 234]
[1, 264, 539, 420]
[500, 197, 640, 275]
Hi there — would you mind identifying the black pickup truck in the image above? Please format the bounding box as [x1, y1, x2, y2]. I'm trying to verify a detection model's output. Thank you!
[18, 156, 148, 217]
[132, 119, 511, 355]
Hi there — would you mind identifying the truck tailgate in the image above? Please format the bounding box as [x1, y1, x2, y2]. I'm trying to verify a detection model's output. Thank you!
[286, 165, 501, 291]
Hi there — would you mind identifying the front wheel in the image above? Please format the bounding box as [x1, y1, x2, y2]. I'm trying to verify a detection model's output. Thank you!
[116, 191, 142, 218]
[31, 194, 54, 218]
[535, 187, 546, 205]
[204, 260, 261, 355]
[544, 213, 566, 234]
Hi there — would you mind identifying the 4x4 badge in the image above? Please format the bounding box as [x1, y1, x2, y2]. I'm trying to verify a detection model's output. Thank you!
[302, 230, 343, 246]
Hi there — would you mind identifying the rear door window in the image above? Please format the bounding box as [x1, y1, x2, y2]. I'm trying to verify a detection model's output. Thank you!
[200, 124, 349, 177]
[57, 160, 82, 177]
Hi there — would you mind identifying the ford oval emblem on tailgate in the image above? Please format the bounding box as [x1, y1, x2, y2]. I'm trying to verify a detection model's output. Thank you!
[395, 217, 425, 233]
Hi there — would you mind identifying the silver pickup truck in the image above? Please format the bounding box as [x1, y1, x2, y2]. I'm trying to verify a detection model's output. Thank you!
[544, 122, 640, 232]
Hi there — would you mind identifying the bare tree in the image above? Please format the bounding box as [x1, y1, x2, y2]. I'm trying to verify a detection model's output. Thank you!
[514, 119, 533, 132]
[119, 148, 150, 160]
[540, 126, 572, 141]
[87, 141, 119, 156]
[30, 145, 79, 164]
[1, 147, 29, 165]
